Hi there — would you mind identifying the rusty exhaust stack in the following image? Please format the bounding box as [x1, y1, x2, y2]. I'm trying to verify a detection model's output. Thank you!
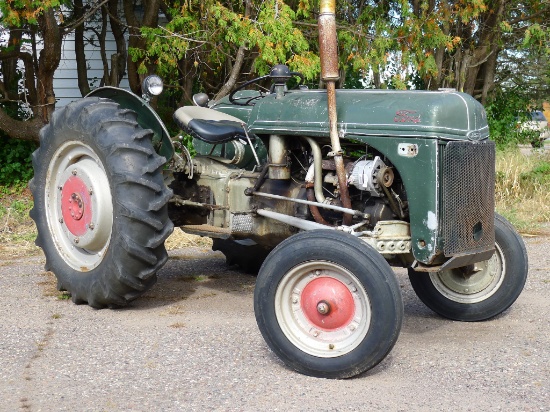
[318, 0, 352, 224]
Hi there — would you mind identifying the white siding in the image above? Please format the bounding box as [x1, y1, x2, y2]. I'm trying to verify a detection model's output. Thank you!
[53, 30, 130, 106]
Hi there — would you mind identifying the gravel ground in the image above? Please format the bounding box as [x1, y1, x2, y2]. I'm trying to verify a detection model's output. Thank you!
[0, 236, 548, 412]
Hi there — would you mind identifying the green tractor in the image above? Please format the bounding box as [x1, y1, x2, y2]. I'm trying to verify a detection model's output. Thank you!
[30, 3, 527, 379]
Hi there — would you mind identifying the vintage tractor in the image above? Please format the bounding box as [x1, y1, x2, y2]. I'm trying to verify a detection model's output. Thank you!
[29, 3, 527, 379]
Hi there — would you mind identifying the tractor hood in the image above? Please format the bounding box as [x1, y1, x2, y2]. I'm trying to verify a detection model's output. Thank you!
[224, 89, 489, 141]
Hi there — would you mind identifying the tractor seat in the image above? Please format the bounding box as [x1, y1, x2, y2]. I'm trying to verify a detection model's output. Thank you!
[173, 106, 249, 144]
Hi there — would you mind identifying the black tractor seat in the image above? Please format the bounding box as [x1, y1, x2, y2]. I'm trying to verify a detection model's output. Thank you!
[173, 106, 249, 144]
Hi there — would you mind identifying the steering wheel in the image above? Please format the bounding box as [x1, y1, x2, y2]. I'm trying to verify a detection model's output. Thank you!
[228, 68, 306, 106]
[229, 75, 271, 106]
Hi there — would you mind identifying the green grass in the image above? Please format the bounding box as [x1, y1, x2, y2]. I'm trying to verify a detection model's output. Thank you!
[0, 190, 40, 258]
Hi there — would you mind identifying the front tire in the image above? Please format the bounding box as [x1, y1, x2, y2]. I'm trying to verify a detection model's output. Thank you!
[408, 213, 528, 321]
[254, 230, 403, 379]
[29, 98, 173, 308]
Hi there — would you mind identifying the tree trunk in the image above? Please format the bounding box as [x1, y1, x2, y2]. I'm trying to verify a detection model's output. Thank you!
[36, 8, 63, 123]
[123, 0, 160, 94]
[108, 0, 127, 86]
[0, 112, 44, 141]
[74, 0, 90, 96]
[214, 46, 247, 101]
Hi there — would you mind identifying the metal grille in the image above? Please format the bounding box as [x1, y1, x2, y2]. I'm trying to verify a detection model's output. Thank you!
[442, 140, 495, 256]
[231, 213, 254, 234]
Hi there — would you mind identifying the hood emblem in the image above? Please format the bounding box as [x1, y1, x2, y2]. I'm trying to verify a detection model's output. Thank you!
[394, 110, 421, 124]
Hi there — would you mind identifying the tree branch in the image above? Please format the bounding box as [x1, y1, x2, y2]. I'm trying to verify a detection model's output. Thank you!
[0, 111, 44, 141]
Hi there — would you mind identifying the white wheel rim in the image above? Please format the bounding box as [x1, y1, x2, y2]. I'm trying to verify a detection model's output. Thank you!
[430, 244, 505, 304]
[45, 141, 113, 271]
[275, 261, 371, 358]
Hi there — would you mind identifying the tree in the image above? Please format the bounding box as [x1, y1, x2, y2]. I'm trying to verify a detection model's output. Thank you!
[0, 0, 119, 141]
[0, 0, 63, 141]
[133, 0, 317, 104]
[1, 0, 549, 143]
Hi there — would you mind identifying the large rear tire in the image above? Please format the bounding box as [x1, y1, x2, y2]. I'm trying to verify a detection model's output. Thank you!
[212, 238, 271, 274]
[29, 98, 173, 308]
[254, 230, 403, 378]
[408, 213, 528, 321]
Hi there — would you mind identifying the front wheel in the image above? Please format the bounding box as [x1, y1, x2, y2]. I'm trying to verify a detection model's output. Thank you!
[408, 213, 528, 321]
[254, 230, 403, 379]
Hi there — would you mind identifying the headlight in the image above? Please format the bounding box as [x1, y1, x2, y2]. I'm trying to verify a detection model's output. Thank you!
[142, 75, 163, 97]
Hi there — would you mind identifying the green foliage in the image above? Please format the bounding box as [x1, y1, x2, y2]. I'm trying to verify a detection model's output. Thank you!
[131, 0, 319, 95]
[520, 160, 550, 186]
[0, 134, 36, 187]
[0, 0, 65, 26]
[485, 88, 532, 149]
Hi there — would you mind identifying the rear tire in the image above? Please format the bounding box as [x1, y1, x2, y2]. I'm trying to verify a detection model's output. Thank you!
[29, 98, 173, 308]
[408, 213, 527, 321]
[254, 230, 403, 378]
[212, 238, 271, 273]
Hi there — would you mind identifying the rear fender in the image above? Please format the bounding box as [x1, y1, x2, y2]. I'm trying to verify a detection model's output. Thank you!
[86, 87, 174, 161]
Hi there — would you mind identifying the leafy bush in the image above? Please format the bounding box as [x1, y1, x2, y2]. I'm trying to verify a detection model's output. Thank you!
[485, 88, 534, 148]
[0, 134, 36, 188]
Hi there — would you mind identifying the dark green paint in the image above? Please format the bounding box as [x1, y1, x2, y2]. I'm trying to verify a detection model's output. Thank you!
[215, 88, 489, 264]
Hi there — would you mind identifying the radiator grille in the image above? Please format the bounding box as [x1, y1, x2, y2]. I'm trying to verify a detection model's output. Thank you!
[442, 140, 495, 256]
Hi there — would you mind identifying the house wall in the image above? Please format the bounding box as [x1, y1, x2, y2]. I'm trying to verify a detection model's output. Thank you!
[54, 31, 130, 107]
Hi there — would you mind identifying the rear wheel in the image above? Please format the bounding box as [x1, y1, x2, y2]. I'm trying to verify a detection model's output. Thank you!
[29, 98, 173, 308]
[408, 214, 527, 321]
[254, 230, 403, 378]
[212, 238, 271, 273]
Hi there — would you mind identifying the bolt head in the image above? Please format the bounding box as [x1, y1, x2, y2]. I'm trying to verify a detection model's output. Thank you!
[317, 301, 331, 315]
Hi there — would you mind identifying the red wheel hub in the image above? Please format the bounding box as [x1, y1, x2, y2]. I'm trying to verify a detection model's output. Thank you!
[300, 276, 355, 331]
[61, 176, 92, 236]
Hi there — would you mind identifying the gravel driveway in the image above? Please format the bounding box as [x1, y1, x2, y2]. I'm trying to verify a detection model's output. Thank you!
[0, 235, 548, 411]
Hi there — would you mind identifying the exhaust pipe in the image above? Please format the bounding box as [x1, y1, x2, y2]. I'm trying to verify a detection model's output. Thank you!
[318, 0, 352, 224]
